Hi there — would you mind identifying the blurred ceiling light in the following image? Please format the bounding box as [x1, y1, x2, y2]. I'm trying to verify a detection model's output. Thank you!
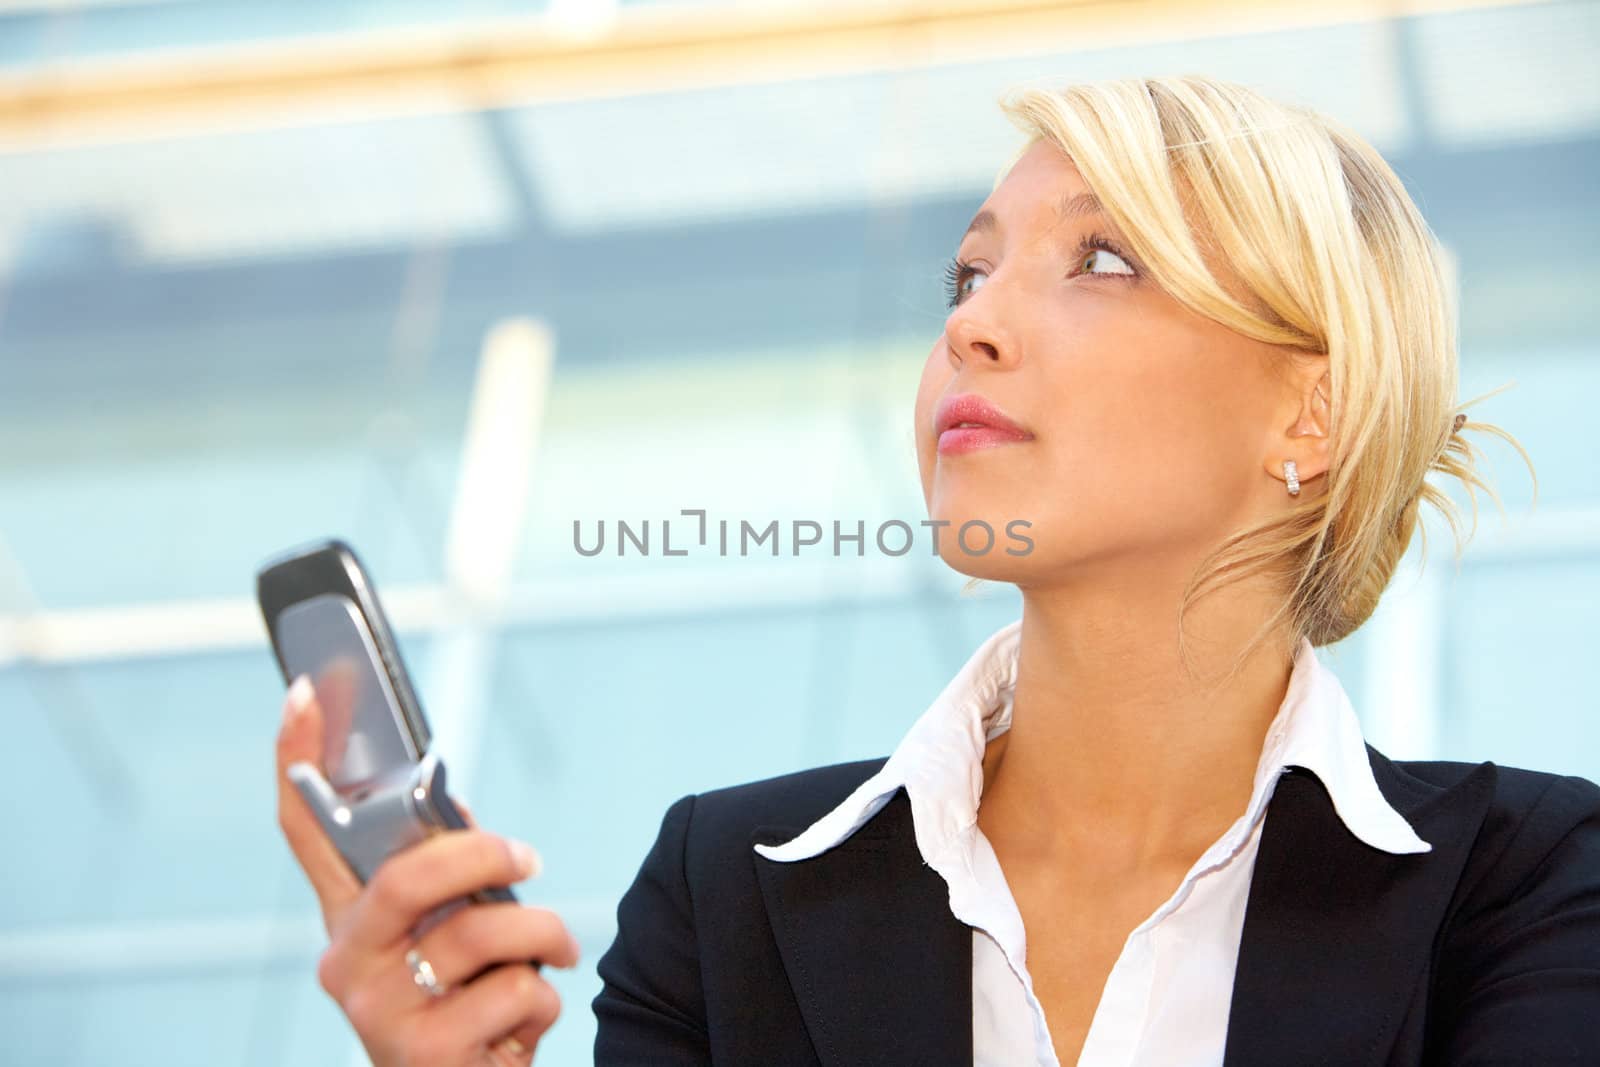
[546, 0, 619, 43]
[444, 317, 555, 608]
[0, 0, 1533, 152]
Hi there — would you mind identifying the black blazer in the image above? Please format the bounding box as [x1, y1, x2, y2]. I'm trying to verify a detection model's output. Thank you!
[591, 748, 1600, 1065]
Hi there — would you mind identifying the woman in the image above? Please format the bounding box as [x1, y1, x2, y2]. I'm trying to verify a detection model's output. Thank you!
[274, 74, 1600, 1065]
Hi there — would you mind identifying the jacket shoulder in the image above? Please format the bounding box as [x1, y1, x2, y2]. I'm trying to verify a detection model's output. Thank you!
[1379, 748, 1600, 830]
[1368, 746, 1600, 913]
[592, 756, 901, 1062]
[1370, 755, 1600, 1058]
[689, 756, 890, 841]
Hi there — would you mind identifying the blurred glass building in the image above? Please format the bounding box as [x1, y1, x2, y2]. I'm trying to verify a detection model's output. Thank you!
[0, 0, 1595, 1063]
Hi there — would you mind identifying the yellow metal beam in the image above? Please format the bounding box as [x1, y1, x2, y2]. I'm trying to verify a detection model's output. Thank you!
[0, 0, 1541, 150]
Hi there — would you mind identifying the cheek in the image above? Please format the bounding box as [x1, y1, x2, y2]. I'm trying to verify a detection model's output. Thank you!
[1055, 330, 1274, 515]
[913, 345, 949, 498]
[1028, 320, 1264, 534]
[1030, 317, 1168, 473]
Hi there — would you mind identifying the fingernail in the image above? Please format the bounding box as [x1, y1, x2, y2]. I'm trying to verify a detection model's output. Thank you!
[567, 931, 582, 962]
[286, 675, 314, 719]
[507, 839, 542, 880]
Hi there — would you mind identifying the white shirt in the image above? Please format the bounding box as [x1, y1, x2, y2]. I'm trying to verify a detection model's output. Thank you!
[753, 619, 1432, 1066]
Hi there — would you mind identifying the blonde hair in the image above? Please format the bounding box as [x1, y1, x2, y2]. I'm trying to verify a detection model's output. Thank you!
[980, 74, 1532, 650]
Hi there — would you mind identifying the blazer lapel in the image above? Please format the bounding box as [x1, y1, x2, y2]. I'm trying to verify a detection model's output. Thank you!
[1223, 751, 1497, 1065]
[752, 788, 973, 1067]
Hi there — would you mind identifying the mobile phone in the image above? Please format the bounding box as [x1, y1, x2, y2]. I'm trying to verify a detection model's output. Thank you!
[257, 538, 518, 935]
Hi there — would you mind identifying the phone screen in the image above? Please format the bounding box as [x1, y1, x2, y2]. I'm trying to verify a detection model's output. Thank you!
[274, 593, 421, 797]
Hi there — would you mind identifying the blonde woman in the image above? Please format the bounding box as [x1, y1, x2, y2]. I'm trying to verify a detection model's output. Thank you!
[274, 74, 1600, 1065]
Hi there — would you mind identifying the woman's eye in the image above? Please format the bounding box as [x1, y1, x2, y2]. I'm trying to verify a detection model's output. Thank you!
[943, 260, 988, 308]
[1080, 247, 1135, 276]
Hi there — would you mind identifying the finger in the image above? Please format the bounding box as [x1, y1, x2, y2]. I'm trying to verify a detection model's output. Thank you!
[344, 830, 542, 952]
[500, 1010, 552, 1061]
[275, 675, 362, 925]
[490, 1033, 535, 1066]
[432, 963, 560, 1059]
[496, 924, 580, 1058]
[414, 903, 581, 988]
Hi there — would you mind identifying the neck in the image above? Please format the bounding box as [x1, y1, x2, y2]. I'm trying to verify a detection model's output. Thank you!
[979, 558, 1297, 874]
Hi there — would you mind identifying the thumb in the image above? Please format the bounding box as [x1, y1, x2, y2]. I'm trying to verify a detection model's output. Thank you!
[275, 675, 362, 930]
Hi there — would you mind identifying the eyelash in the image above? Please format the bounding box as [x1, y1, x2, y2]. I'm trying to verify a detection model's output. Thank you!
[941, 232, 1138, 310]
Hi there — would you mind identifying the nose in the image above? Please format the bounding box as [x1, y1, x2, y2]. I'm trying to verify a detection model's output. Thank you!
[943, 288, 1021, 371]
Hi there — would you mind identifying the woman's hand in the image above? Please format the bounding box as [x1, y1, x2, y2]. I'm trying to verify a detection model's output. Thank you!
[275, 677, 581, 1066]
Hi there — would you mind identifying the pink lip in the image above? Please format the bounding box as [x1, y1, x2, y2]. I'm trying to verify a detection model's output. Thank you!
[934, 393, 1033, 455]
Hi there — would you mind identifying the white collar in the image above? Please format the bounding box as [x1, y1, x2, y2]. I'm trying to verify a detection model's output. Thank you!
[754, 619, 1431, 867]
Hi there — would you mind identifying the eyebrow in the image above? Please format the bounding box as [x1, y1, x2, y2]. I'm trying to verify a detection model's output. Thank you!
[961, 192, 1106, 240]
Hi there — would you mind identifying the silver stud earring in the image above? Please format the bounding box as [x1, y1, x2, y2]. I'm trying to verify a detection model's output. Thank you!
[1283, 459, 1301, 497]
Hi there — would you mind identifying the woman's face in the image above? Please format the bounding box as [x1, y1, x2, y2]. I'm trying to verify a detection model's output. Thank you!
[914, 140, 1314, 585]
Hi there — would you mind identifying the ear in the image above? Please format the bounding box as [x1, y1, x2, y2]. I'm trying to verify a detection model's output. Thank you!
[1264, 355, 1331, 491]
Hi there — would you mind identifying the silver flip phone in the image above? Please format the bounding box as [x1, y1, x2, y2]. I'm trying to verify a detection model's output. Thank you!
[257, 539, 520, 939]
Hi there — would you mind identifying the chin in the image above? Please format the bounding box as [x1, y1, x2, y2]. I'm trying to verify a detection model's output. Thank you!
[923, 501, 1039, 580]
[938, 545, 1035, 584]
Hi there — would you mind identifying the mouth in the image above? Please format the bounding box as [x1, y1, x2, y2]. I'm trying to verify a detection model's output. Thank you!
[934, 393, 1034, 455]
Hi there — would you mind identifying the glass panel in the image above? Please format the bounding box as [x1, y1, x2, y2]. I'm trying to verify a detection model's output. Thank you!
[1440, 556, 1600, 782]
